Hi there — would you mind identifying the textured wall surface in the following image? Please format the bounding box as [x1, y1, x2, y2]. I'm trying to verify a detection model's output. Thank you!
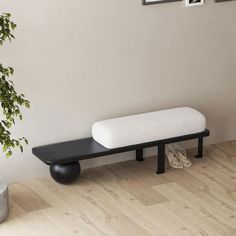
[0, 0, 235, 182]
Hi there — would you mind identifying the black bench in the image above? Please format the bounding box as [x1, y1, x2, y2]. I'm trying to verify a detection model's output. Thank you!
[32, 129, 210, 184]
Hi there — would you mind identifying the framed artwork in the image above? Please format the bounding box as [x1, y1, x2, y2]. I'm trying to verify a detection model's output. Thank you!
[186, 0, 204, 6]
[143, 0, 181, 5]
[215, 0, 235, 2]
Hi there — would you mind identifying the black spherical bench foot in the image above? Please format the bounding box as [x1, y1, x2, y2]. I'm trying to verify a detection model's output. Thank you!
[50, 162, 81, 184]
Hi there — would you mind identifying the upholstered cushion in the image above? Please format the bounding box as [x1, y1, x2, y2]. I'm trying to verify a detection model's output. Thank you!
[92, 107, 206, 149]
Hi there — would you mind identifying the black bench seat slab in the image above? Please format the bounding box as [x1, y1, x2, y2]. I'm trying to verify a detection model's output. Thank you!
[32, 138, 109, 165]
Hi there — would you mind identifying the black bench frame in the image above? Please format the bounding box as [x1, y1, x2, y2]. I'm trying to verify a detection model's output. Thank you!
[32, 129, 210, 184]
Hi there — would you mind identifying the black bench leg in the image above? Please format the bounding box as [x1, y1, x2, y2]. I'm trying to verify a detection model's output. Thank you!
[157, 143, 165, 174]
[50, 162, 81, 184]
[136, 149, 144, 162]
[195, 137, 203, 158]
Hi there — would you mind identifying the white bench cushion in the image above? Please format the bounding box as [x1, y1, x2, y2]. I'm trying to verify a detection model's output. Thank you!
[92, 107, 206, 149]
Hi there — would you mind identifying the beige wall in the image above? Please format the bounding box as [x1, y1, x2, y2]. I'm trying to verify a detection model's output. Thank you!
[0, 0, 236, 182]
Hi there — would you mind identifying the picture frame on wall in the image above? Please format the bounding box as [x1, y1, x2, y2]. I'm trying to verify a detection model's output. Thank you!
[215, 0, 235, 2]
[186, 0, 204, 6]
[143, 0, 181, 5]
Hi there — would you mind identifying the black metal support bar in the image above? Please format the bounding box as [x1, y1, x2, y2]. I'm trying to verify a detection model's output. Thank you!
[157, 143, 165, 174]
[136, 149, 144, 162]
[195, 137, 203, 158]
[32, 129, 210, 184]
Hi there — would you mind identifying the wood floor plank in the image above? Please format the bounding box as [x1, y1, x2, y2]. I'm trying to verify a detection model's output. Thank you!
[9, 183, 51, 212]
[77, 167, 167, 236]
[1, 141, 236, 236]
[106, 161, 169, 206]
[70, 167, 202, 236]
[26, 179, 108, 236]
[153, 182, 235, 236]
[38, 176, 153, 236]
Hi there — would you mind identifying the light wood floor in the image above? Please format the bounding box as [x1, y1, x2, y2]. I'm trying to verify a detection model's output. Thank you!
[1, 141, 236, 236]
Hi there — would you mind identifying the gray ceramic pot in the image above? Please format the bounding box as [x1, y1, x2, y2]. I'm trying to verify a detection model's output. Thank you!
[0, 177, 8, 222]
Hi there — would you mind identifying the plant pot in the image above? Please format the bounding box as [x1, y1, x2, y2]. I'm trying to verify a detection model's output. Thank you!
[0, 176, 8, 222]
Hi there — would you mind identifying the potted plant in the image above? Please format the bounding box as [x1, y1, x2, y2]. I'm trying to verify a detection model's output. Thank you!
[0, 13, 30, 222]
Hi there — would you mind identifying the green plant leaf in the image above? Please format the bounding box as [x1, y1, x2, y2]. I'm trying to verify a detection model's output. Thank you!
[0, 12, 30, 158]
